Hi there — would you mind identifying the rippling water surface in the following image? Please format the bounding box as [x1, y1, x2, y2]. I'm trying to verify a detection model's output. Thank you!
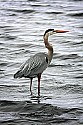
[0, 0, 83, 124]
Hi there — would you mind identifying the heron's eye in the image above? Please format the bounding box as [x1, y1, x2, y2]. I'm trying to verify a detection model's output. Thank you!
[49, 31, 54, 36]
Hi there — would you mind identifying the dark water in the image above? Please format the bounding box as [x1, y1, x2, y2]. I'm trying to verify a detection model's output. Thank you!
[0, 0, 83, 124]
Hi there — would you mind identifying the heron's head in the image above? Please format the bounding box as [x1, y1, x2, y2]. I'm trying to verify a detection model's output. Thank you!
[44, 29, 69, 39]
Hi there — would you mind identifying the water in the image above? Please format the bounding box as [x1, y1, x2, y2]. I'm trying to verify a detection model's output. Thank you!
[0, 0, 83, 124]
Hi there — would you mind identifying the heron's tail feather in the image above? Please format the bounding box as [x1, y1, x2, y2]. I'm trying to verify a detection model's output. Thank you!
[14, 70, 23, 78]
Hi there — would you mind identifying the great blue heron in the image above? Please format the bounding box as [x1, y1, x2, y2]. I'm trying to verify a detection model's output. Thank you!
[14, 29, 68, 96]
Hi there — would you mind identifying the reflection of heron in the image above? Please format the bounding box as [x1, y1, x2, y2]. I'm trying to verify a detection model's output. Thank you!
[14, 29, 68, 96]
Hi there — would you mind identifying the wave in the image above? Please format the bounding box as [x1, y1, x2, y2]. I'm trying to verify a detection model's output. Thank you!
[0, 34, 16, 40]
[6, 8, 35, 14]
[0, 100, 80, 124]
[68, 12, 83, 17]
[72, 41, 83, 45]
[46, 11, 63, 14]
[57, 84, 83, 94]
[54, 54, 80, 60]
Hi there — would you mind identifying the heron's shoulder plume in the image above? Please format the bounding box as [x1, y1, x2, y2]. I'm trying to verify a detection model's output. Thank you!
[44, 29, 54, 36]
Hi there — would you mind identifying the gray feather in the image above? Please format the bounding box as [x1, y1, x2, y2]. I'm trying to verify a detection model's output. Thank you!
[14, 53, 49, 78]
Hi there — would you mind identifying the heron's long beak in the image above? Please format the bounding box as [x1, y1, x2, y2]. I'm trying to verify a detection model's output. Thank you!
[54, 30, 69, 33]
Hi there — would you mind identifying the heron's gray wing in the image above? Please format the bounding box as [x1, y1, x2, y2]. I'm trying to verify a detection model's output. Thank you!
[21, 53, 48, 77]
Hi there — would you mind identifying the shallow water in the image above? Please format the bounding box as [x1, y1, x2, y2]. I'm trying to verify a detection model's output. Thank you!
[0, 0, 83, 124]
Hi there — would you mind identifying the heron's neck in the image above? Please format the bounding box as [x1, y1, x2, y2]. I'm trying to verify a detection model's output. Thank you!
[44, 36, 53, 63]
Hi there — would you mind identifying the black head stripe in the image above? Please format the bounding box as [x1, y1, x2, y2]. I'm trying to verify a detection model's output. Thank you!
[44, 29, 54, 36]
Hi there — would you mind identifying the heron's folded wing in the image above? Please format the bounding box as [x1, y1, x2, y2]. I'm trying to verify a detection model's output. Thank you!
[22, 53, 48, 77]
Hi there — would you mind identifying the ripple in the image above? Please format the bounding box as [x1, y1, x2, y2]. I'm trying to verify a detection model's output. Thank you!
[46, 11, 63, 14]
[0, 0, 83, 122]
[0, 34, 17, 40]
[72, 41, 83, 45]
[54, 54, 80, 60]
[68, 12, 83, 17]
[0, 62, 8, 66]
[0, 100, 81, 124]
[49, 64, 72, 68]
[57, 84, 83, 94]
[6, 8, 35, 14]
[74, 75, 83, 79]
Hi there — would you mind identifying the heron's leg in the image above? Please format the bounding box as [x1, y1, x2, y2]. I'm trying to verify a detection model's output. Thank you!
[30, 78, 33, 95]
[38, 73, 41, 96]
